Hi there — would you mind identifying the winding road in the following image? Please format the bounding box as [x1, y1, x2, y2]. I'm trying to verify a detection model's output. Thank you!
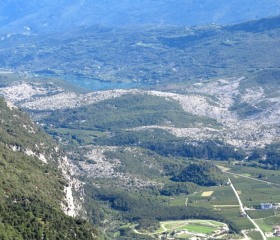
[228, 178, 267, 240]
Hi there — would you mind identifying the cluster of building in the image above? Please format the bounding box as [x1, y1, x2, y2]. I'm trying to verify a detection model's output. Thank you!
[260, 203, 280, 210]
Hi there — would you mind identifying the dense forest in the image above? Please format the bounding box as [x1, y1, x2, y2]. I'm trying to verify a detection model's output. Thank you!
[96, 130, 245, 161]
[249, 142, 280, 169]
[171, 162, 226, 186]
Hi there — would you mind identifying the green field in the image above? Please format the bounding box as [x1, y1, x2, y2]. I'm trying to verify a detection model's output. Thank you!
[167, 164, 280, 235]
[179, 224, 215, 234]
[136, 219, 226, 238]
[255, 219, 274, 232]
[46, 127, 108, 145]
[247, 230, 264, 240]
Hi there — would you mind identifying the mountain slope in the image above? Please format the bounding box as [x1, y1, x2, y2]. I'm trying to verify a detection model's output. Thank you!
[1, 72, 279, 152]
[0, 0, 280, 33]
[1, 15, 280, 87]
[0, 98, 99, 239]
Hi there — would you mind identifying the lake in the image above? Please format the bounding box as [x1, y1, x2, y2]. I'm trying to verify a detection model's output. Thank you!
[37, 72, 144, 91]
[67, 77, 142, 91]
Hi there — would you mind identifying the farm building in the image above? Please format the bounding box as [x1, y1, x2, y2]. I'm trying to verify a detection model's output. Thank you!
[260, 203, 273, 209]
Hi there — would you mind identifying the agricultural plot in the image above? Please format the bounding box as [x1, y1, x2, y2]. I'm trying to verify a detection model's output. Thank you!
[230, 176, 280, 207]
[247, 209, 275, 219]
[223, 166, 280, 237]
[188, 186, 239, 207]
[202, 191, 214, 197]
[255, 215, 280, 235]
[255, 219, 275, 232]
[169, 185, 253, 231]
[247, 230, 264, 240]
[168, 164, 280, 236]
[169, 197, 188, 207]
[225, 164, 280, 187]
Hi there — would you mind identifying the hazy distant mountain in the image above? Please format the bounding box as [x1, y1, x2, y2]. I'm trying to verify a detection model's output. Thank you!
[1, 0, 280, 33]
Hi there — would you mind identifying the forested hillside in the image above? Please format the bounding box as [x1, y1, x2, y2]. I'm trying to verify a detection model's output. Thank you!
[172, 162, 226, 186]
[0, 98, 99, 239]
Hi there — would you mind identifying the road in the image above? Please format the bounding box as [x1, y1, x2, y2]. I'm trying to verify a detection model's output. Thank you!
[228, 178, 267, 240]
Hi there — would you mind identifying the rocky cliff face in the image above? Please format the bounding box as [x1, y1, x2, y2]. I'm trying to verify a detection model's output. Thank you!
[0, 97, 98, 238]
